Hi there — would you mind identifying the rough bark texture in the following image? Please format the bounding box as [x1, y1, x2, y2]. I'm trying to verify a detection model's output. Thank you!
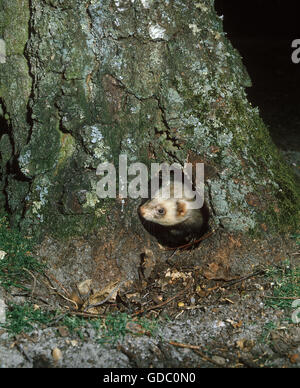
[0, 0, 299, 241]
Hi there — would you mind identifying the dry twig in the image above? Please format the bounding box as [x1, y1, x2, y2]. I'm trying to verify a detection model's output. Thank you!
[22, 267, 37, 297]
[132, 279, 193, 317]
[169, 341, 222, 367]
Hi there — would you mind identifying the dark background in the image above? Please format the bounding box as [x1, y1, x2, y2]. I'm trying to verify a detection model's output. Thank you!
[215, 0, 300, 152]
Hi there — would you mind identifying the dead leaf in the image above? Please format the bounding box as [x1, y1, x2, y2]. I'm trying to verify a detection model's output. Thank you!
[203, 262, 235, 281]
[210, 145, 220, 154]
[236, 339, 246, 350]
[57, 326, 69, 337]
[236, 338, 255, 351]
[289, 354, 299, 364]
[69, 291, 83, 310]
[234, 320, 243, 329]
[151, 294, 163, 304]
[82, 280, 122, 313]
[165, 269, 191, 281]
[261, 223, 268, 232]
[228, 235, 242, 248]
[77, 279, 92, 296]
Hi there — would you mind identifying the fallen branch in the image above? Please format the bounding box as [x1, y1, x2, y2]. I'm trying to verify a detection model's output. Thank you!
[168, 341, 202, 350]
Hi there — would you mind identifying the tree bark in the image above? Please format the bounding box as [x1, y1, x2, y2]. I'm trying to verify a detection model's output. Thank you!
[0, 0, 299, 241]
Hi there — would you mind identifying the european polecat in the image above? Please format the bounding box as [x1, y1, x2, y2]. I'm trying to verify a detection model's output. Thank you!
[138, 174, 209, 248]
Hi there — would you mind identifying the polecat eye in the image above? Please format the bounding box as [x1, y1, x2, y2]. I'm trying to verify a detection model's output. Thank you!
[157, 208, 165, 215]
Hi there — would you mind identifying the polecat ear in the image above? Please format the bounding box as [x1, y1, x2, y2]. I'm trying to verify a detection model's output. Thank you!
[176, 200, 187, 217]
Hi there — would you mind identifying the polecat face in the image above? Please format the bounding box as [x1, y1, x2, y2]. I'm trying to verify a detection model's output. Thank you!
[139, 197, 188, 226]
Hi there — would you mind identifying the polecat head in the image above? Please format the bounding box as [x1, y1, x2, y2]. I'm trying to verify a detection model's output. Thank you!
[139, 197, 189, 226]
[139, 174, 204, 227]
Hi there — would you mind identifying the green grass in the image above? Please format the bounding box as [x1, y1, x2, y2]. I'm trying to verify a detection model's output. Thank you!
[1, 303, 56, 335]
[259, 321, 277, 344]
[290, 233, 300, 246]
[264, 259, 300, 315]
[58, 314, 88, 339]
[0, 303, 91, 337]
[97, 312, 158, 345]
[0, 215, 45, 290]
[1, 302, 158, 343]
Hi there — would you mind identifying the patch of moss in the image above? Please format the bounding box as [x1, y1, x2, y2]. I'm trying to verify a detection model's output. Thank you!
[216, 94, 300, 234]
[0, 0, 30, 56]
[0, 215, 45, 290]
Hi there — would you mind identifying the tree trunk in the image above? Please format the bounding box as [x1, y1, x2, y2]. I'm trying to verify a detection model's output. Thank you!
[0, 0, 299, 242]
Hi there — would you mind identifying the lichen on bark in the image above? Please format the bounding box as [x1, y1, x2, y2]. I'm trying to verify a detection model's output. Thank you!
[0, 0, 299, 240]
